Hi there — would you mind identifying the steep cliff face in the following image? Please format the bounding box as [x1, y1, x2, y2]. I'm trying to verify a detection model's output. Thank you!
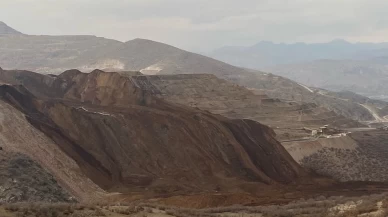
[0, 69, 306, 196]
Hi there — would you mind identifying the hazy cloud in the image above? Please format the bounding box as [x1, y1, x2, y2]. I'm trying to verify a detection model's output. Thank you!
[1, 0, 388, 51]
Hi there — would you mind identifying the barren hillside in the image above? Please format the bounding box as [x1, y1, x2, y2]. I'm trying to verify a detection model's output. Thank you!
[129, 74, 363, 140]
[0, 22, 381, 122]
[0, 22, 23, 35]
[0, 68, 310, 202]
[283, 130, 388, 182]
[267, 59, 388, 101]
[0, 91, 106, 203]
[0, 152, 73, 203]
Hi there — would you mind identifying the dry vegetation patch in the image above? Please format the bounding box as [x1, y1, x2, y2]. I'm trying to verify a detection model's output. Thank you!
[0, 194, 387, 217]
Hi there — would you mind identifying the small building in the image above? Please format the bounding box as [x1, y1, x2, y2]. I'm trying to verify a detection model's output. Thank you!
[320, 126, 329, 134]
[303, 127, 318, 136]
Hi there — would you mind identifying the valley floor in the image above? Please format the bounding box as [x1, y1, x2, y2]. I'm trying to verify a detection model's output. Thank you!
[1, 193, 387, 217]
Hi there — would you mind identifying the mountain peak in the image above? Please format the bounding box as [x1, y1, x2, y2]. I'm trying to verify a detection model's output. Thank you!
[126, 38, 170, 46]
[329, 39, 351, 44]
[0, 21, 23, 35]
[254, 40, 275, 46]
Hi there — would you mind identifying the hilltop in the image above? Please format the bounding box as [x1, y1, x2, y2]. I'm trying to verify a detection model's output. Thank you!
[0, 21, 23, 35]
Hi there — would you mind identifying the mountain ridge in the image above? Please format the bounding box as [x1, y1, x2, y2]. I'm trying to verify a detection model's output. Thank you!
[0, 24, 384, 123]
[0, 21, 23, 35]
[209, 39, 388, 102]
[210, 39, 388, 69]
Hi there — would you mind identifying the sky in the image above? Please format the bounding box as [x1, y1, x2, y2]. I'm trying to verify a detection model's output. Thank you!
[1, 0, 388, 52]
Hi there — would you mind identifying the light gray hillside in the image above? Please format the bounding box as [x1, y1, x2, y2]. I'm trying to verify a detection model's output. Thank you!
[267, 59, 388, 100]
[0, 23, 380, 122]
[0, 21, 23, 35]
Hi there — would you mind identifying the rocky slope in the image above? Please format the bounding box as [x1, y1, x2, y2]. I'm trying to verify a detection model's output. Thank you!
[0, 35, 121, 72]
[0, 22, 380, 122]
[209, 39, 388, 68]
[283, 130, 388, 182]
[0, 69, 363, 140]
[125, 73, 388, 183]
[0, 86, 106, 203]
[209, 39, 388, 102]
[267, 59, 388, 102]
[0, 68, 307, 198]
[0, 152, 73, 203]
[129, 74, 363, 140]
[245, 73, 376, 122]
[0, 22, 23, 35]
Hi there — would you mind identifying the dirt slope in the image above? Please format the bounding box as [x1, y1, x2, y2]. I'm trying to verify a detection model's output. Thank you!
[0, 69, 307, 197]
[283, 131, 388, 182]
[0, 151, 73, 203]
[0, 22, 23, 35]
[0, 93, 105, 202]
[244, 73, 375, 122]
[0, 25, 379, 122]
[0, 70, 362, 140]
[129, 74, 363, 140]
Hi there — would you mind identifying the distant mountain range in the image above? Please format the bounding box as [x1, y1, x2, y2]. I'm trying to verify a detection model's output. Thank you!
[209, 40, 388, 68]
[209, 40, 388, 101]
[267, 59, 388, 101]
[0, 21, 387, 122]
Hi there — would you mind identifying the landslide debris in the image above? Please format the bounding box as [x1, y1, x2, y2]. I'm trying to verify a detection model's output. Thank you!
[129, 74, 364, 140]
[0, 69, 307, 196]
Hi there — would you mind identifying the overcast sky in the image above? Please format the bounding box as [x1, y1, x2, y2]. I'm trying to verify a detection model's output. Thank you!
[1, 0, 388, 52]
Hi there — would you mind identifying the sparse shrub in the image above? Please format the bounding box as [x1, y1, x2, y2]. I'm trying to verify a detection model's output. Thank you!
[144, 207, 153, 213]
[354, 201, 378, 214]
[5, 203, 20, 212]
[110, 205, 144, 215]
[92, 208, 106, 216]
[165, 209, 175, 215]
[70, 213, 87, 217]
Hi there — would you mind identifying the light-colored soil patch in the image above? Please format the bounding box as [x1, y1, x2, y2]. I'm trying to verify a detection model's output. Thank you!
[283, 136, 358, 162]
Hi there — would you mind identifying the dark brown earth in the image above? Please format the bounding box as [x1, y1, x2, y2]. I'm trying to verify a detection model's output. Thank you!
[0, 69, 364, 141]
[2, 68, 388, 208]
[0, 68, 308, 199]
